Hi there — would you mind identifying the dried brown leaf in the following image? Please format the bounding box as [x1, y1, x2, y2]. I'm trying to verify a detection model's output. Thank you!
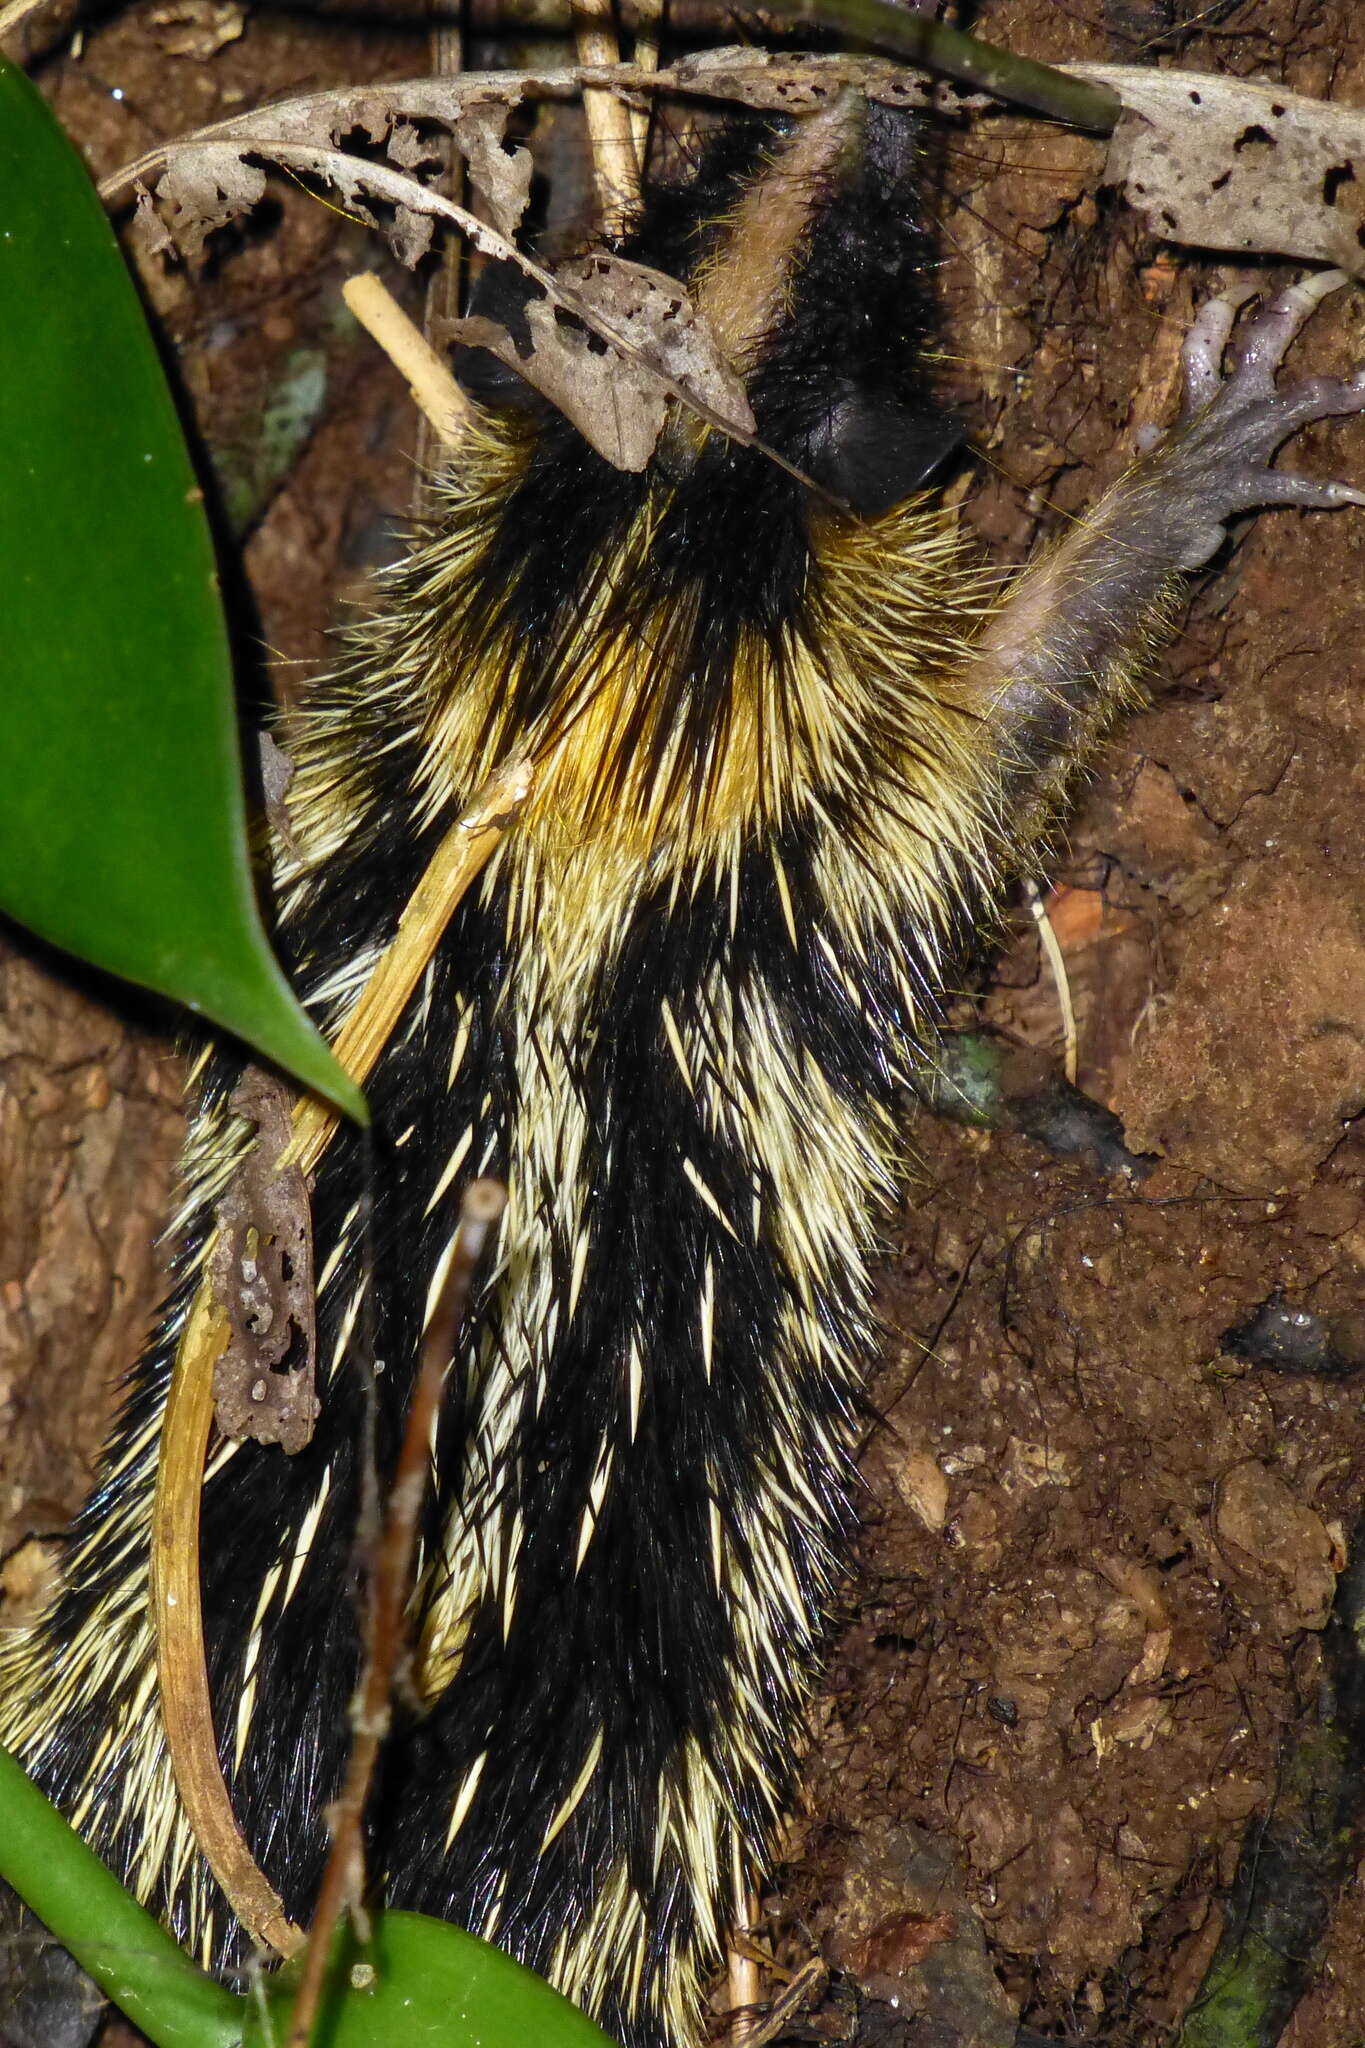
[155, 142, 265, 256]
[102, 58, 942, 205]
[449, 251, 752, 468]
[210, 1070, 318, 1457]
[1076, 65, 1365, 274]
[386, 117, 442, 175]
[190, 55, 935, 148]
[132, 180, 177, 259]
[446, 307, 667, 471]
[453, 102, 533, 240]
[567, 253, 751, 418]
[124, 136, 755, 468]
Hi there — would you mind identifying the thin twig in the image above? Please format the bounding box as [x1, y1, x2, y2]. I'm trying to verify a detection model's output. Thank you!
[284, 1179, 508, 2048]
[342, 272, 475, 448]
[729, 1957, 829, 2048]
[152, 1288, 306, 1961]
[573, 0, 642, 234]
[417, 0, 467, 496]
[724, 1887, 762, 2043]
[285, 752, 532, 1180]
[627, 0, 661, 165]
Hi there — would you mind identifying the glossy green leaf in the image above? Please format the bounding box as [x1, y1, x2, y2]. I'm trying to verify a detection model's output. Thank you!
[246, 1912, 620, 2048]
[0, 1741, 242, 2048]
[0, 1735, 618, 2048]
[0, 56, 365, 1123]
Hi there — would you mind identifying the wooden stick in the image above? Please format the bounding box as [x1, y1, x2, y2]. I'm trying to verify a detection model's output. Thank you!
[571, 0, 642, 236]
[285, 752, 531, 1180]
[151, 1285, 306, 1960]
[627, 0, 661, 167]
[725, 1889, 763, 2044]
[283, 1180, 507, 2048]
[342, 272, 475, 450]
[416, 0, 468, 497]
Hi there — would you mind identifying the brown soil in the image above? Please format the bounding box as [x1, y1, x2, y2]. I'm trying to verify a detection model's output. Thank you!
[774, 3, 1365, 2041]
[3, 1, 1365, 2045]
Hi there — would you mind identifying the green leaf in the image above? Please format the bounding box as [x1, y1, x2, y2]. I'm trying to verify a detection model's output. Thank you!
[246, 1913, 621, 2048]
[0, 56, 365, 1124]
[0, 1737, 618, 2048]
[0, 1741, 242, 2048]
